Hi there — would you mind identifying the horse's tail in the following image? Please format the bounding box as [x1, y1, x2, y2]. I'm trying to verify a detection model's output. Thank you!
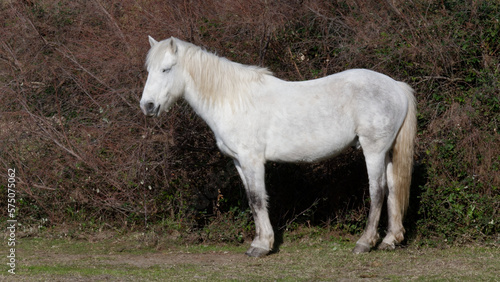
[392, 82, 417, 218]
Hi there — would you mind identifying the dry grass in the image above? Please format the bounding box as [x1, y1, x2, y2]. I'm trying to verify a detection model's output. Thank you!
[12, 230, 500, 280]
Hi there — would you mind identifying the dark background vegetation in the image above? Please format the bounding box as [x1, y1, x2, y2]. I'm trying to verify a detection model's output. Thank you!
[1, 0, 498, 245]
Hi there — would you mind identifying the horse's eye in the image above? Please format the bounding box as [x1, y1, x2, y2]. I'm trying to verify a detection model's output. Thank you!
[162, 68, 171, 73]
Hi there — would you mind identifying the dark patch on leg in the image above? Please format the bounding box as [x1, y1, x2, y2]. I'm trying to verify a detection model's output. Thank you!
[247, 191, 263, 211]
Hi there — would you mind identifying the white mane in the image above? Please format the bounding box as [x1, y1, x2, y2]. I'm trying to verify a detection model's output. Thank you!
[179, 40, 272, 109]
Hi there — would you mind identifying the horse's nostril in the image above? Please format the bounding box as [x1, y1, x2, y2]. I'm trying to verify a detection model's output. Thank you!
[142, 102, 160, 117]
[146, 102, 156, 112]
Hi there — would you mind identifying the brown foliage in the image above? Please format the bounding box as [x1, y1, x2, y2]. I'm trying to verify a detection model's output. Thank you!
[1, 0, 498, 241]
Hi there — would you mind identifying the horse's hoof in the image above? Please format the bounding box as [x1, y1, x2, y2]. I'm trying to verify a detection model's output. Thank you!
[352, 243, 371, 254]
[245, 247, 269, 258]
[378, 242, 396, 250]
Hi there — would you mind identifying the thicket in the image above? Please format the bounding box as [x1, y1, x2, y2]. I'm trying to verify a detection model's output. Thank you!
[1, 0, 498, 245]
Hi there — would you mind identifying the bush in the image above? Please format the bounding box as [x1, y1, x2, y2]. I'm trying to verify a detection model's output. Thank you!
[0, 0, 498, 244]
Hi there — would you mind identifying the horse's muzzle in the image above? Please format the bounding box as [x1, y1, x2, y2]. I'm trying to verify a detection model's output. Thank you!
[141, 101, 160, 117]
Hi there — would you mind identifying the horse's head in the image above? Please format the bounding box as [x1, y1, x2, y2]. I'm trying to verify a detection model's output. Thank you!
[140, 36, 185, 117]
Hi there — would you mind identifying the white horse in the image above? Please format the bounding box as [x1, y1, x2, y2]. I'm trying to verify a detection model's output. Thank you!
[140, 36, 417, 257]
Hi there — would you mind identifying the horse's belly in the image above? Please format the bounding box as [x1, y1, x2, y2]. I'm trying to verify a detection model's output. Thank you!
[264, 133, 357, 163]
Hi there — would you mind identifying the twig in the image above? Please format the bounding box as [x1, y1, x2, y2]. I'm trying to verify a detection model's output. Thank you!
[93, 0, 132, 55]
[280, 198, 321, 231]
[287, 47, 304, 80]
[259, 28, 272, 66]
[54, 44, 133, 109]
[18, 95, 85, 162]
[414, 75, 465, 86]
[18, 180, 56, 191]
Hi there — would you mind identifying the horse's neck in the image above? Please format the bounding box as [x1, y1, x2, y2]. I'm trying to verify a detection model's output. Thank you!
[180, 92, 231, 149]
[182, 46, 272, 110]
[183, 82, 248, 121]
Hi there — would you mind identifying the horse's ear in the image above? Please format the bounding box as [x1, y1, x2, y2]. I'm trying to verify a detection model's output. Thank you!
[169, 37, 178, 54]
[148, 35, 158, 47]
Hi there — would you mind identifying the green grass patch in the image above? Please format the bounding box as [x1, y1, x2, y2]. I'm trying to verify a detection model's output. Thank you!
[6, 232, 498, 281]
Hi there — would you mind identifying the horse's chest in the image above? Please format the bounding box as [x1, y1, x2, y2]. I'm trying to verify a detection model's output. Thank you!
[216, 139, 237, 158]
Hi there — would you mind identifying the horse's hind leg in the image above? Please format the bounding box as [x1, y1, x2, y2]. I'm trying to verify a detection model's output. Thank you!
[353, 150, 387, 254]
[234, 159, 274, 257]
[378, 159, 405, 250]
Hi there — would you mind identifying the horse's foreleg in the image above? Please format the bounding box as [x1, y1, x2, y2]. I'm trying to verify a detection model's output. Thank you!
[234, 159, 274, 257]
[353, 152, 386, 254]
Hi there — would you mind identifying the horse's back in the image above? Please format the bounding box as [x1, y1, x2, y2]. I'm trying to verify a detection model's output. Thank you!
[261, 69, 410, 162]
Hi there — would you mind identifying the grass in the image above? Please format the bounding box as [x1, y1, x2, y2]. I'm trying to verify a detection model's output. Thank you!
[4, 230, 499, 281]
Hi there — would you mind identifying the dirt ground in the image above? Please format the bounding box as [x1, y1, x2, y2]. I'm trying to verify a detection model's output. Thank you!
[4, 231, 499, 281]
